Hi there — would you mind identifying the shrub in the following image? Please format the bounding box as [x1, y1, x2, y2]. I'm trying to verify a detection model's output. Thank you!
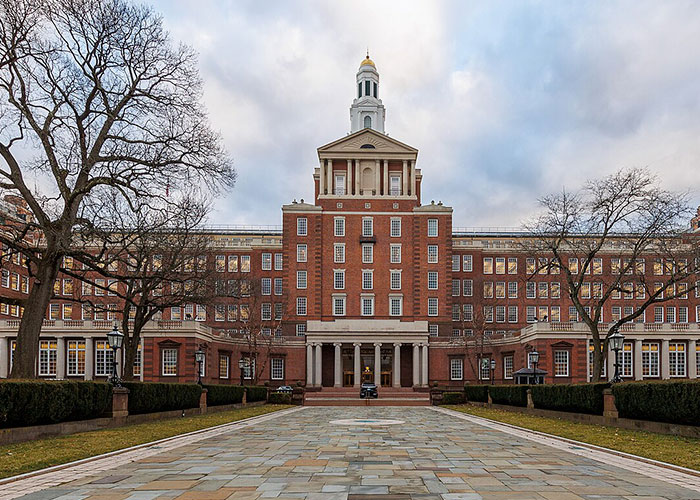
[531, 382, 609, 415]
[489, 385, 529, 407]
[441, 392, 465, 404]
[245, 386, 268, 402]
[269, 392, 292, 404]
[612, 380, 700, 426]
[122, 382, 201, 415]
[464, 384, 489, 403]
[0, 380, 112, 428]
[204, 384, 245, 406]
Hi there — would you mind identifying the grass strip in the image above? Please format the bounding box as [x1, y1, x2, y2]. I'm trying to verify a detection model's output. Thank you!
[0, 404, 292, 479]
[446, 404, 700, 471]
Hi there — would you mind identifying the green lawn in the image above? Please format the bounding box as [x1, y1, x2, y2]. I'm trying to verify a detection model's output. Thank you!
[0, 404, 292, 479]
[445, 404, 700, 471]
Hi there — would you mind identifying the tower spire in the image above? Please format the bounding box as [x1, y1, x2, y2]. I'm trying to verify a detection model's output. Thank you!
[350, 53, 386, 133]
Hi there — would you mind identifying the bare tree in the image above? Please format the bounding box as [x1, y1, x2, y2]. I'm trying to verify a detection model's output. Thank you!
[0, 0, 234, 377]
[452, 305, 494, 383]
[525, 168, 699, 381]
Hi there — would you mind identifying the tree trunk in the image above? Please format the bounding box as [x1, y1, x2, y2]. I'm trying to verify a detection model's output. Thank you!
[9, 256, 60, 378]
[121, 315, 144, 382]
[589, 323, 604, 382]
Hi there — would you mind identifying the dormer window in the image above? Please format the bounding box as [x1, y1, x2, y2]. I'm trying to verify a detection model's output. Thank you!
[364, 116, 371, 129]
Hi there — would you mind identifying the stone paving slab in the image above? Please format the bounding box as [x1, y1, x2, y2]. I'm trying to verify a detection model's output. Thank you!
[3, 406, 700, 500]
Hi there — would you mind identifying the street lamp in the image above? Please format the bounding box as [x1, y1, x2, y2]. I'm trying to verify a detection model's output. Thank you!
[490, 358, 496, 384]
[529, 350, 540, 385]
[106, 324, 124, 387]
[609, 328, 625, 383]
[194, 349, 205, 385]
[238, 357, 249, 385]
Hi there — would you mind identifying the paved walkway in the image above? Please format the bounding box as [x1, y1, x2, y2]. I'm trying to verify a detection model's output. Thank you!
[5, 406, 700, 500]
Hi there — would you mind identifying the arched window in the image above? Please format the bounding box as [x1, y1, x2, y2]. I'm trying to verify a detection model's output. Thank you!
[364, 116, 372, 129]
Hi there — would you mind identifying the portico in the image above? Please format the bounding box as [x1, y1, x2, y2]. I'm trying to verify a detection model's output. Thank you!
[305, 319, 430, 389]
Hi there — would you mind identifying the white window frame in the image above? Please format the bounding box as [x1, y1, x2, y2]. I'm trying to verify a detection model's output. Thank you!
[389, 295, 403, 316]
[297, 270, 307, 289]
[297, 217, 307, 236]
[428, 297, 438, 317]
[390, 218, 401, 237]
[362, 217, 373, 237]
[334, 217, 345, 237]
[427, 218, 438, 237]
[554, 350, 570, 377]
[271, 358, 284, 380]
[362, 270, 373, 290]
[334, 243, 345, 264]
[296, 297, 307, 316]
[450, 358, 463, 381]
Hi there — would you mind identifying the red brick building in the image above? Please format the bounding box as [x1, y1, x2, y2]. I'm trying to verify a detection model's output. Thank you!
[1, 55, 699, 388]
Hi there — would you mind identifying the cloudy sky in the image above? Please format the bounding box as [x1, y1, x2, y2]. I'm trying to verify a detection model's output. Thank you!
[153, 0, 700, 229]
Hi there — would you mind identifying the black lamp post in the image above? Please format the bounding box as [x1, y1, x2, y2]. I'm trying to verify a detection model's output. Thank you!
[529, 350, 540, 384]
[609, 328, 624, 383]
[195, 349, 205, 385]
[106, 324, 124, 387]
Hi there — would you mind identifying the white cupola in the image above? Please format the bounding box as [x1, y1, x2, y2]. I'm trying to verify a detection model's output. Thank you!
[350, 53, 386, 134]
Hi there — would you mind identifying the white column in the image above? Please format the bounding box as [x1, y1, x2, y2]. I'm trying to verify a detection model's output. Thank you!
[314, 343, 322, 387]
[402, 160, 408, 195]
[355, 160, 360, 196]
[606, 347, 615, 381]
[326, 160, 333, 195]
[306, 343, 314, 386]
[383, 160, 389, 196]
[374, 160, 380, 196]
[346, 159, 353, 195]
[421, 343, 429, 387]
[319, 160, 325, 195]
[688, 339, 697, 379]
[0, 337, 8, 378]
[412, 343, 419, 387]
[661, 339, 670, 379]
[374, 343, 381, 386]
[84, 337, 94, 380]
[56, 337, 66, 379]
[353, 343, 361, 387]
[393, 343, 401, 387]
[334, 343, 342, 387]
[634, 339, 643, 381]
[410, 160, 416, 196]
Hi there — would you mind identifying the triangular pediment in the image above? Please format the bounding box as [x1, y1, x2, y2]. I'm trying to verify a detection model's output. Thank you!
[318, 128, 418, 157]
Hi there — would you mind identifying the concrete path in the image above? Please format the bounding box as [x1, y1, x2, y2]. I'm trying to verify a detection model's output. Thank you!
[4, 406, 700, 500]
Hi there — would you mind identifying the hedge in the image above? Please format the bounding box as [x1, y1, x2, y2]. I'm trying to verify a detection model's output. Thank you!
[531, 382, 609, 415]
[122, 382, 201, 415]
[441, 392, 465, 404]
[269, 392, 292, 404]
[464, 384, 489, 403]
[489, 385, 529, 407]
[612, 380, 700, 426]
[0, 380, 112, 428]
[245, 386, 268, 402]
[204, 384, 245, 406]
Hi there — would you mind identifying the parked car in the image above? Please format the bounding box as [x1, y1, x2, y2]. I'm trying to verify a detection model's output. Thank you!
[275, 385, 293, 394]
[360, 383, 378, 399]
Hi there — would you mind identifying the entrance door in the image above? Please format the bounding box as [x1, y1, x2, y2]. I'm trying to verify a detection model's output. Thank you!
[360, 348, 374, 384]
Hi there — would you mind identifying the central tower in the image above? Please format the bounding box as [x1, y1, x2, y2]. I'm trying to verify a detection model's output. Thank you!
[350, 53, 386, 133]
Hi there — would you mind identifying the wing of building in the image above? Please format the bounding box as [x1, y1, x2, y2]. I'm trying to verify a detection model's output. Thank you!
[1, 55, 699, 387]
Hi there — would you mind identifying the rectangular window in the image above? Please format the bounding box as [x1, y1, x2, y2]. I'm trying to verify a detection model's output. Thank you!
[592, 258, 603, 274]
[390, 218, 401, 237]
[296, 323, 306, 336]
[362, 270, 373, 290]
[215, 304, 226, 321]
[679, 306, 688, 323]
[261, 253, 272, 271]
[427, 245, 438, 263]
[616, 342, 633, 378]
[334, 217, 345, 237]
[452, 279, 460, 296]
[333, 296, 346, 316]
[334, 270, 345, 290]
[452, 255, 460, 272]
[428, 324, 439, 337]
[95, 340, 114, 377]
[495, 257, 505, 274]
[49, 303, 60, 320]
[463, 304, 473, 322]
[261, 278, 271, 295]
[228, 255, 238, 272]
[427, 218, 438, 237]
[67, 340, 86, 376]
[507, 306, 518, 323]
[539, 257, 549, 274]
[361, 296, 375, 316]
[669, 342, 686, 377]
[504, 355, 514, 379]
[334, 243, 345, 263]
[508, 257, 517, 274]
[390, 296, 403, 316]
[219, 354, 230, 379]
[297, 270, 307, 289]
[297, 244, 307, 263]
[275, 302, 283, 320]
[526, 257, 536, 274]
[538, 282, 548, 299]
[483, 257, 493, 274]
[463, 279, 473, 297]
[554, 350, 569, 377]
[526, 282, 535, 299]
[240, 255, 251, 272]
[495, 305, 505, 323]
[390, 244, 401, 264]
[215, 255, 226, 272]
[38, 340, 57, 376]
[297, 297, 307, 316]
[334, 173, 346, 195]
[642, 342, 659, 377]
[390, 175, 401, 195]
[654, 306, 663, 323]
[261, 303, 272, 321]
[538, 306, 549, 322]
[390, 270, 402, 290]
[62, 303, 72, 320]
[274, 278, 283, 295]
[297, 217, 307, 236]
[463, 255, 473, 272]
[526, 306, 537, 323]
[452, 304, 461, 321]
[274, 253, 283, 271]
[362, 217, 373, 237]
[227, 305, 237, 322]
[82, 303, 93, 320]
[428, 298, 438, 316]
[582, 282, 591, 299]
[428, 271, 438, 290]
[569, 306, 579, 322]
[450, 358, 463, 381]
[484, 305, 493, 322]
[362, 244, 373, 264]
[271, 358, 284, 380]
[495, 282, 505, 299]
[483, 281, 493, 298]
[666, 306, 676, 323]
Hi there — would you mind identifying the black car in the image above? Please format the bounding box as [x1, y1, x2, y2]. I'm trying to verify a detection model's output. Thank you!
[275, 385, 293, 394]
[360, 383, 378, 399]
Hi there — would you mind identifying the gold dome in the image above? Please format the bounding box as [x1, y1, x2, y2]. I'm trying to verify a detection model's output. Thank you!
[360, 55, 376, 68]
